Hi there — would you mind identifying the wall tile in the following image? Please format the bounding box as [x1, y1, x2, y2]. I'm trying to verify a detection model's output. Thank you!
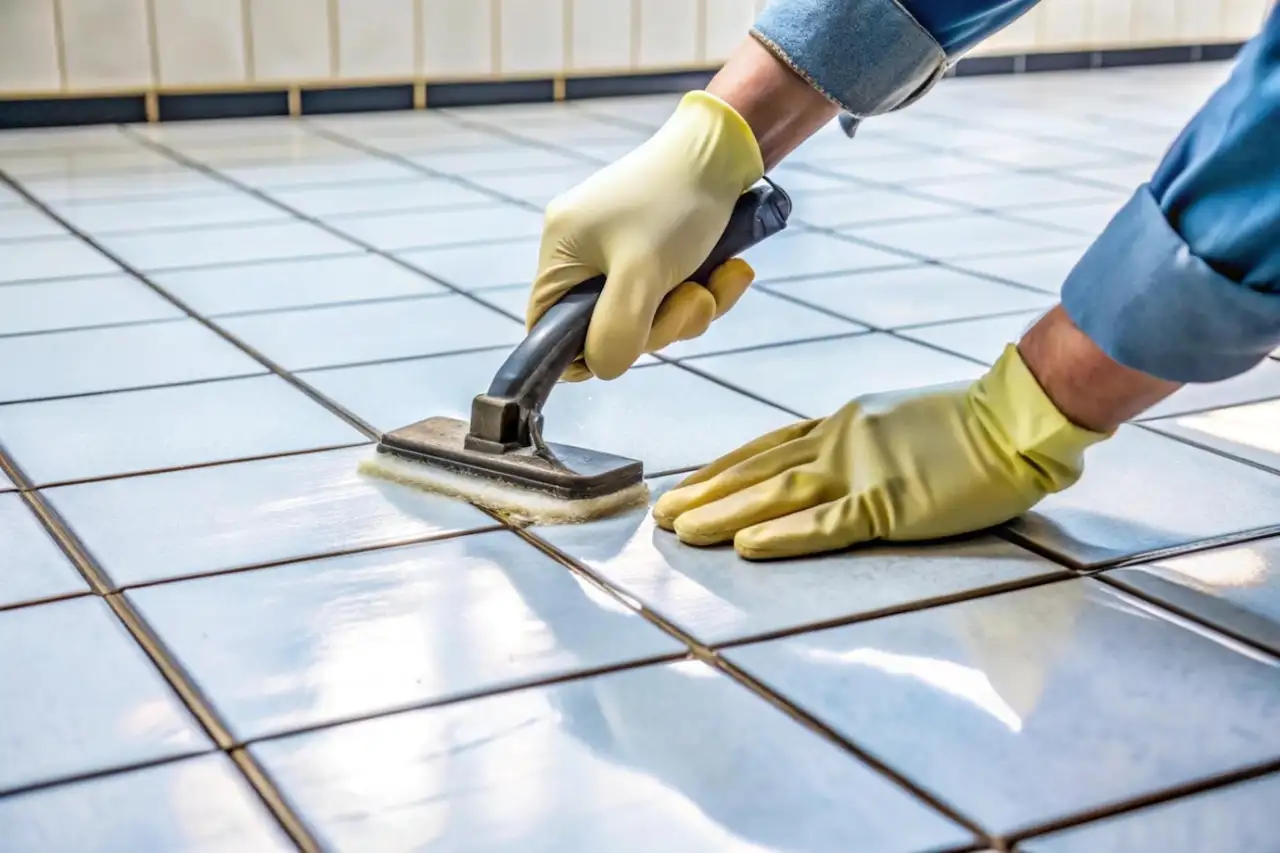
[422, 0, 493, 77]
[1177, 0, 1224, 42]
[1130, 0, 1180, 43]
[0, 0, 61, 93]
[704, 0, 755, 62]
[1088, 0, 1133, 47]
[500, 0, 564, 74]
[570, 0, 631, 70]
[1222, 0, 1270, 39]
[60, 0, 153, 89]
[336, 0, 414, 79]
[248, 0, 331, 82]
[971, 8, 1040, 54]
[1035, 0, 1093, 48]
[637, 0, 699, 67]
[153, 0, 247, 86]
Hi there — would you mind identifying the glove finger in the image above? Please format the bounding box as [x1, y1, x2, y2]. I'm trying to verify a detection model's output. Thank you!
[667, 465, 839, 546]
[526, 248, 602, 331]
[560, 361, 593, 383]
[584, 255, 678, 380]
[669, 418, 822, 494]
[645, 282, 718, 353]
[704, 258, 755, 320]
[733, 495, 876, 561]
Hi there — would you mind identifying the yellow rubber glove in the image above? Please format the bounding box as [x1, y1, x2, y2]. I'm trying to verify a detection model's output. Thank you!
[653, 344, 1111, 560]
[528, 90, 764, 382]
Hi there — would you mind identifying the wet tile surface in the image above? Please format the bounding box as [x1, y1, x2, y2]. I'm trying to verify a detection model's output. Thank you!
[0, 494, 87, 609]
[1145, 398, 1280, 474]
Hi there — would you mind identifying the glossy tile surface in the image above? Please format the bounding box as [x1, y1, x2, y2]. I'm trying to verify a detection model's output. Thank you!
[53, 192, 292, 234]
[1, 235, 121, 283]
[738, 229, 912, 283]
[0, 274, 182, 335]
[0, 494, 87, 609]
[950, 248, 1084, 294]
[662, 288, 865, 358]
[1145, 398, 1280, 474]
[130, 531, 683, 739]
[847, 215, 1085, 260]
[398, 236, 540, 292]
[1139, 360, 1280, 421]
[268, 177, 494, 217]
[254, 660, 974, 853]
[327, 204, 543, 251]
[900, 311, 1045, 365]
[0, 597, 210, 792]
[97, 220, 357, 271]
[728, 579, 1280, 835]
[0, 754, 293, 853]
[45, 446, 493, 586]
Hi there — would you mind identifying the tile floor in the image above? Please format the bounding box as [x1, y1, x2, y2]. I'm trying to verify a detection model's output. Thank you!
[2, 63, 1279, 852]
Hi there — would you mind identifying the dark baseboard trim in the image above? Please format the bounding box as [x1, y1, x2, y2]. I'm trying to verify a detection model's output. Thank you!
[0, 41, 1247, 130]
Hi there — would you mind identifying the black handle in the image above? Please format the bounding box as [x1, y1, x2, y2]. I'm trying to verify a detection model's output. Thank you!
[486, 181, 792, 419]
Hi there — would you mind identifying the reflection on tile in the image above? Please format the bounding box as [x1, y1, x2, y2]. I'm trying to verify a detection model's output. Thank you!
[692, 334, 985, 417]
[98, 221, 357, 272]
[538, 479, 1062, 644]
[817, 151, 1005, 184]
[791, 186, 968, 229]
[0, 320, 265, 405]
[0, 236, 120, 283]
[52, 192, 291, 234]
[951, 248, 1084, 294]
[728, 579, 1280, 835]
[916, 173, 1124, 209]
[153, 253, 445, 316]
[1009, 201, 1123, 236]
[1146, 399, 1280, 475]
[269, 177, 493, 217]
[468, 166, 601, 207]
[0, 375, 365, 485]
[45, 446, 493, 586]
[254, 660, 974, 853]
[1139, 360, 1280, 421]
[739, 230, 912, 283]
[0, 754, 293, 853]
[0, 275, 182, 336]
[218, 295, 522, 370]
[327, 204, 543, 251]
[398, 237, 539, 291]
[768, 265, 1052, 329]
[847, 215, 1084, 260]
[1008, 427, 1280, 569]
[411, 145, 586, 176]
[0, 494, 87, 609]
[131, 531, 682, 739]
[0, 205, 65, 240]
[664, 289, 865, 358]
[20, 168, 228, 203]
[0, 597, 210, 792]
[900, 311, 1044, 364]
[1108, 536, 1280, 655]
[1021, 773, 1280, 853]
[222, 157, 422, 189]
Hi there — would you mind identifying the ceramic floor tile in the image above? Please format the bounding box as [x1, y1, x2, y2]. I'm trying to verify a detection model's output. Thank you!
[817, 151, 1007, 184]
[268, 177, 493, 217]
[0, 754, 293, 853]
[44, 446, 493, 587]
[950, 248, 1085, 294]
[0, 236, 120, 283]
[1074, 161, 1156, 190]
[51, 192, 291, 235]
[184, 139, 360, 167]
[0, 320, 265, 405]
[727, 579, 1280, 836]
[1020, 773, 1280, 853]
[0, 493, 87, 609]
[1009, 201, 1124, 236]
[791, 186, 970, 229]
[739, 230, 913, 284]
[1007, 426, 1280, 568]
[0, 275, 182, 336]
[19, 168, 228, 203]
[538, 478, 1062, 644]
[411, 146, 586, 176]
[1138, 359, 1280, 421]
[914, 173, 1125, 209]
[846, 215, 1086, 261]
[397, 237, 539, 292]
[153, 253, 445, 316]
[253, 660, 974, 853]
[900, 312, 1045, 365]
[0, 375, 366, 485]
[691, 334, 986, 417]
[1146, 399, 1280, 475]
[662, 288, 865, 358]
[218, 295, 522, 370]
[767, 265, 1053, 329]
[98, 221, 357, 272]
[507, 119, 648, 145]
[0, 597, 210, 793]
[130, 531, 683, 740]
[327, 204, 543, 252]
[468, 166, 601, 207]
[221, 158, 423, 189]
[0, 205, 66, 240]
[0, 148, 176, 180]
[767, 162, 857, 192]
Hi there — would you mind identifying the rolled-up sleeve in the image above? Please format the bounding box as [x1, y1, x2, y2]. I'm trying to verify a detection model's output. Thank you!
[1061, 8, 1280, 382]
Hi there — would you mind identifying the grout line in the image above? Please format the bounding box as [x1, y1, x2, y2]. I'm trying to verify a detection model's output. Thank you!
[0, 751, 207, 801]
[0, 589, 92, 615]
[0, 314, 191, 342]
[1131, 419, 1280, 478]
[0, 370, 272, 410]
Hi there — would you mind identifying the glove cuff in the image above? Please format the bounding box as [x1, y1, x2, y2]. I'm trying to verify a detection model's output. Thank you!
[662, 90, 766, 193]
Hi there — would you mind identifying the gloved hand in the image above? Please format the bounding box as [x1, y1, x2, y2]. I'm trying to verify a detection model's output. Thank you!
[528, 90, 765, 381]
[654, 344, 1110, 560]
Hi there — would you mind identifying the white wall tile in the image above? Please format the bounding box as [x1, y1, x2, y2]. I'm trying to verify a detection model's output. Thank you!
[1130, 0, 1179, 43]
[637, 0, 699, 67]
[153, 0, 247, 86]
[1034, 0, 1092, 48]
[60, 0, 153, 89]
[1087, 0, 1132, 46]
[1222, 0, 1270, 39]
[570, 0, 631, 70]
[970, 7, 1039, 53]
[0, 0, 61, 92]
[248, 0, 331, 82]
[1176, 0, 1224, 42]
[500, 0, 564, 74]
[704, 0, 755, 62]
[336, 0, 415, 79]
[422, 0, 494, 77]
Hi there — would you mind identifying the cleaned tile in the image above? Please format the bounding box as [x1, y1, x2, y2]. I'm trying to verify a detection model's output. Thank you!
[847, 215, 1085, 260]
[269, 177, 493, 217]
[1008, 426, 1280, 568]
[303, 351, 796, 473]
[663, 288, 865, 358]
[1020, 773, 1280, 853]
[468, 166, 601, 207]
[0, 274, 182, 335]
[45, 446, 493, 586]
[0, 375, 365, 485]
[691, 334, 985, 416]
[327, 204, 543, 252]
[1010, 201, 1125, 235]
[0, 204, 65, 240]
[791, 186, 969, 229]
[767, 162, 856, 191]
[900, 311, 1044, 364]
[398, 237, 539, 291]
[130, 531, 682, 739]
[410, 145, 585, 176]
[222, 157, 422, 189]
[727, 579, 1280, 835]
[537, 478, 1062, 644]
[98, 221, 357, 272]
[767, 265, 1053, 329]
[0, 597, 210, 792]
[0, 754, 293, 853]
[218, 295, 522, 370]
[951, 248, 1085, 294]
[1074, 161, 1155, 190]
[915, 173, 1125, 209]
[0, 493, 87, 609]
[739, 230, 913, 283]
[254, 660, 974, 853]
[0, 320, 265, 404]
[816, 151, 1006, 184]
[1146, 398, 1280, 475]
[0, 236, 120, 283]
[153, 253, 445, 316]
[52, 192, 290, 234]
[1139, 360, 1280, 421]
[506, 117, 646, 146]
[20, 167, 228, 203]
[0, 467, 13, 491]
[183, 137, 361, 166]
